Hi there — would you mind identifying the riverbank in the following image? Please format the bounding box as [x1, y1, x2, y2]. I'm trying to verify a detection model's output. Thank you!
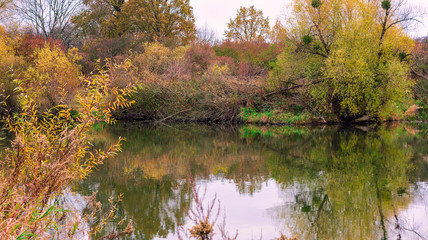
[112, 105, 428, 126]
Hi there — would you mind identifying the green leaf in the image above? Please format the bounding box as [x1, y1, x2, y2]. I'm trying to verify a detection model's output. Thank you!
[16, 232, 38, 240]
[38, 206, 64, 220]
[71, 221, 78, 235]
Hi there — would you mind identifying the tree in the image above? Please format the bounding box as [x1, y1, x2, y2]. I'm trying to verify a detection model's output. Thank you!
[123, 0, 196, 45]
[13, 0, 82, 45]
[224, 5, 270, 42]
[71, 0, 127, 38]
[72, 0, 196, 46]
[0, 0, 12, 22]
[412, 37, 428, 81]
[283, 0, 418, 120]
[196, 23, 218, 45]
[270, 19, 287, 44]
[411, 36, 428, 101]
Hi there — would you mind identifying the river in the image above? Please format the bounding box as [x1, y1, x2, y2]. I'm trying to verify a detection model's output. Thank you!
[75, 123, 428, 240]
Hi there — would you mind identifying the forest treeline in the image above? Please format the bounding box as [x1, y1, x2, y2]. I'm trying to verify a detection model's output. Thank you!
[1, 0, 428, 123]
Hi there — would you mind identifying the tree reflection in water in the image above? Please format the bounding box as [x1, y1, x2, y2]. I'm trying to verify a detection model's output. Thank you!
[76, 123, 428, 239]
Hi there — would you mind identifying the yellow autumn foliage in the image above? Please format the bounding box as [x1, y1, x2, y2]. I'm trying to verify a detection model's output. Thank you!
[22, 44, 81, 110]
[285, 0, 415, 120]
[0, 27, 24, 72]
[0, 27, 24, 114]
[205, 63, 231, 78]
[133, 42, 172, 74]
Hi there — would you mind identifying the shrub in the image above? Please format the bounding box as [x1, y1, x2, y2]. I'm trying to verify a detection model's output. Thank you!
[0, 66, 135, 239]
[204, 64, 231, 79]
[132, 42, 172, 74]
[172, 45, 190, 61]
[213, 56, 238, 75]
[185, 43, 215, 75]
[22, 44, 82, 110]
[129, 43, 191, 81]
[0, 28, 25, 115]
[16, 33, 66, 62]
[163, 45, 193, 81]
[239, 61, 257, 78]
[213, 40, 282, 78]
[79, 35, 137, 73]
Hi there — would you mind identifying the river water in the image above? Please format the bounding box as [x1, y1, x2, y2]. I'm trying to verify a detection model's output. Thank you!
[75, 123, 428, 240]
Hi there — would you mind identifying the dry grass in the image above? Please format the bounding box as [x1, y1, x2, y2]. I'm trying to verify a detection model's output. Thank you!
[178, 182, 238, 240]
[276, 234, 299, 240]
[178, 185, 220, 240]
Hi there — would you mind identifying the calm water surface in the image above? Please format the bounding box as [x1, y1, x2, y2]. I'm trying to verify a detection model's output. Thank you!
[76, 123, 428, 240]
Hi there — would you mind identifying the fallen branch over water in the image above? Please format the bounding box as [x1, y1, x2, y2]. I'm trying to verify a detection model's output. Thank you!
[264, 80, 324, 98]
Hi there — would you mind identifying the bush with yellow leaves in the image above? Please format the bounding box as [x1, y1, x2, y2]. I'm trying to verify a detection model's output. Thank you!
[0, 27, 24, 115]
[22, 44, 82, 111]
[0, 63, 135, 239]
[132, 42, 172, 75]
[203, 64, 231, 80]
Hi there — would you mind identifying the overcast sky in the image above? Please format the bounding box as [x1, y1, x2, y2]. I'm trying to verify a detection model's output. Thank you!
[189, 0, 428, 39]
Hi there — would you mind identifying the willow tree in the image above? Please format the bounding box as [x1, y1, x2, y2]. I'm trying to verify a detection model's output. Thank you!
[225, 5, 270, 42]
[285, 0, 418, 121]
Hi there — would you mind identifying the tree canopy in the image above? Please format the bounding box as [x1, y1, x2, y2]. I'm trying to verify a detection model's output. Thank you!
[71, 0, 126, 38]
[72, 0, 195, 45]
[123, 0, 196, 45]
[284, 0, 417, 120]
[0, 0, 12, 21]
[225, 5, 270, 42]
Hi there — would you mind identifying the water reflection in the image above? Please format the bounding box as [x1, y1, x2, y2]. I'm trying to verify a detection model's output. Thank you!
[76, 123, 428, 239]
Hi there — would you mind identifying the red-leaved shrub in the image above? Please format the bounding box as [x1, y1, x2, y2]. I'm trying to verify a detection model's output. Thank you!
[184, 43, 215, 75]
[16, 33, 66, 61]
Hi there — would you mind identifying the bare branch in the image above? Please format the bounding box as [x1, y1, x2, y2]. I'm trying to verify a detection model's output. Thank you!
[13, 0, 82, 45]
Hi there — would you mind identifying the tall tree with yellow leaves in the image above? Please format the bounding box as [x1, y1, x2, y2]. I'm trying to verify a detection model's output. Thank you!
[72, 0, 128, 38]
[123, 0, 196, 45]
[225, 5, 270, 42]
[73, 0, 196, 45]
